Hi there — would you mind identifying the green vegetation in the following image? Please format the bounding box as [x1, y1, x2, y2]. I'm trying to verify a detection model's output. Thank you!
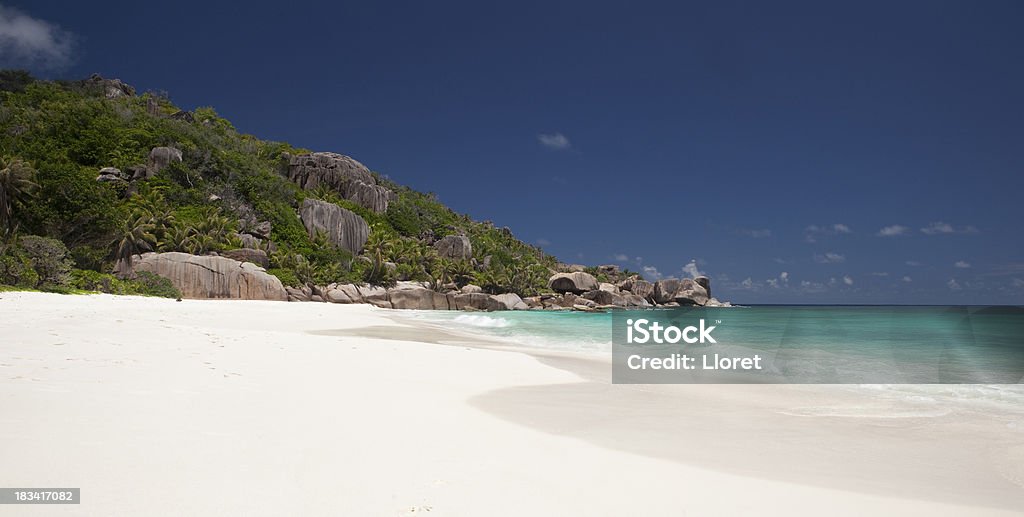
[0, 70, 563, 297]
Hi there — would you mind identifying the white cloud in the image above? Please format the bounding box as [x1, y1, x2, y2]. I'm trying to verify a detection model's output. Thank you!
[877, 225, 909, 237]
[740, 277, 754, 289]
[902, 276, 912, 283]
[804, 224, 851, 242]
[642, 266, 662, 281]
[799, 280, 827, 293]
[869, 272, 889, 277]
[779, 271, 789, 283]
[843, 275, 854, 286]
[0, 5, 73, 69]
[954, 260, 971, 269]
[921, 222, 978, 235]
[813, 252, 845, 264]
[921, 222, 954, 235]
[947, 279, 962, 291]
[537, 132, 571, 150]
[682, 260, 703, 278]
[613, 253, 629, 262]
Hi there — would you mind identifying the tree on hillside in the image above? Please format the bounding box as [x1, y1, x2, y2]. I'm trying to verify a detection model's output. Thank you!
[114, 213, 157, 278]
[0, 156, 39, 234]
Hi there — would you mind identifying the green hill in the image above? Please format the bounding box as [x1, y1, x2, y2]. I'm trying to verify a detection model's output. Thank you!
[0, 71, 569, 297]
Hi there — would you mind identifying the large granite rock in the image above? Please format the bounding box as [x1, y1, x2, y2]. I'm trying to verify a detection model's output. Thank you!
[300, 198, 369, 254]
[453, 293, 507, 311]
[434, 235, 472, 260]
[133, 252, 287, 300]
[325, 284, 363, 304]
[622, 278, 655, 300]
[96, 167, 126, 183]
[548, 272, 599, 294]
[673, 278, 710, 306]
[492, 293, 529, 310]
[582, 289, 625, 307]
[694, 275, 711, 298]
[146, 147, 182, 178]
[652, 278, 681, 304]
[388, 284, 456, 310]
[287, 152, 394, 213]
[357, 285, 391, 308]
[220, 248, 270, 268]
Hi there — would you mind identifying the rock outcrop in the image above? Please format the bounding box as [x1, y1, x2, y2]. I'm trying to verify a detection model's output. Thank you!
[146, 147, 182, 178]
[299, 198, 370, 254]
[548, 272, 599, 294]
[652, 278, 681, 304]
[672, 278, 710, 306]
[287, 152, 395, 213]
[220, 248, 270, 268]
[434, 235, 472, 260]
[96, 167, 126, 183]
[133, 252, 287, 301]
[81, 73, 135, 99]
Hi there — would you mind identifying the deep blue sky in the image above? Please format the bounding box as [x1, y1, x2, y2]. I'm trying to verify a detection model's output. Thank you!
[4, 1, 1023, 303]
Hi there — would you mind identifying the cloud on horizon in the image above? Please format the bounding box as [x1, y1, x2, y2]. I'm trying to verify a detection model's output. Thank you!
[0, 5, 74, 69]
[921, 222, 979, 235]
[682, 260, 703, 278]
[954, 260, 971, 269]
[804, 223, 851, 243]
[537, 132, 571, 150]
[813, 252, 845, 264]
[877, 225, 910, 237]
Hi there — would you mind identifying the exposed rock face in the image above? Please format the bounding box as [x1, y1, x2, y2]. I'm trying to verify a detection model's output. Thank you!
[652, 278, 681, 304]
[325, 284, 363, 304]
[583, 289, 625, 307]
[299, 198, 370, 254]
[220, 248, 270, 268]
[357, 285, 391, 308]
[389, 285, 456, 310]
[287, 152, 395, 213]
[96, 167, 125, 183]
[673, 278, 710, 306]
[133, 252, 287, 301]
[146, 147, 182, 178]
[82, 73, 135, 98]
[234, 233, 262, 249]
[453, 293, 507, 311]
[492, 293, 529, 310]
[694, 275, 711, 298]
[598, 282, 619, 293]
[630, 279, 655, 301]
[460, 284, 483, 294]
[548, 272, 599, 294]
[434, 235, 472, 260]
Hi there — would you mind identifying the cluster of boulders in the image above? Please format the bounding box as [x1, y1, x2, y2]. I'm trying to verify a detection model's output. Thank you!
[285, 281, 529, 311]
[528, 270, 729, 311]
[287, 152, 395, 213]
[95, 146, 182, 185]
[280, 270, 729, 311]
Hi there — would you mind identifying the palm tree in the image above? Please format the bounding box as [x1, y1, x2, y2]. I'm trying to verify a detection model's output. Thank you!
[0, 156, 39, 234]
[362, 226, 396, 285]
[114, 212, 157, 278]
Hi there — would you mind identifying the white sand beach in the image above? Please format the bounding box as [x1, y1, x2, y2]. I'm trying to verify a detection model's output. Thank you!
[2, 291, 1023, 516]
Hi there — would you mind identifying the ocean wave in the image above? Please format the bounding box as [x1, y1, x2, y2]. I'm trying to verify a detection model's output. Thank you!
[452, 314, 512, 328]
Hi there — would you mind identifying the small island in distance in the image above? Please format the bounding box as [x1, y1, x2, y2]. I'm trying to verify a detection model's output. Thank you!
[0, 71, 729, 311]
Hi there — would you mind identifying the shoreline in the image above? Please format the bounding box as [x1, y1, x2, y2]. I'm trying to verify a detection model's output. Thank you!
[2, 292, 1023, 515]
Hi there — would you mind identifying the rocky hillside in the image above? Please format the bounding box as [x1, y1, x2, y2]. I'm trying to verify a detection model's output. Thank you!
[0, 71, 724, 310]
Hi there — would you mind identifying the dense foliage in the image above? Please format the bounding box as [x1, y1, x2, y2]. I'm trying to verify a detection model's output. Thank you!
[0, 71, 560, 297]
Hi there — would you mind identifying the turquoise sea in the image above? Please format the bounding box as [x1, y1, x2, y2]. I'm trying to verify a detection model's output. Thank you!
[402, 306, 1024, 385]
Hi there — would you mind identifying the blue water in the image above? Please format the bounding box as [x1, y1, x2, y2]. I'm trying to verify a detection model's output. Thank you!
[402, 306, 1024, 384]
